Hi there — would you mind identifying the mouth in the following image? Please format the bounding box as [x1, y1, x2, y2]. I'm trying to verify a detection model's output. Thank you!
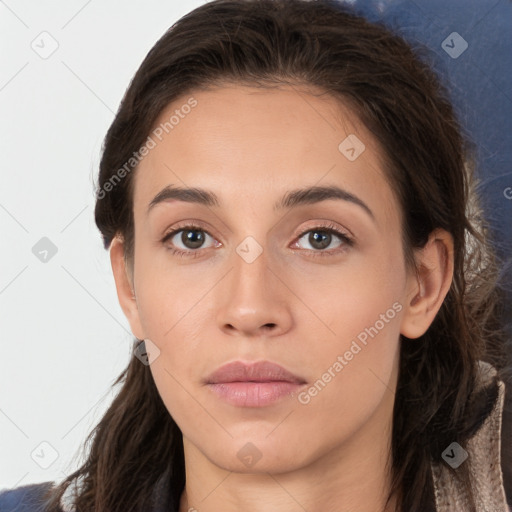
[205, 360, 307, 407]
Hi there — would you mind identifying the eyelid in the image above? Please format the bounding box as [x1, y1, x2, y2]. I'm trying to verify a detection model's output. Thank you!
[161, 221, 218, 245]
[294, 220, 354, 242]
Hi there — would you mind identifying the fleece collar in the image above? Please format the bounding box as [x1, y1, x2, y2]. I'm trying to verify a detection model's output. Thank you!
[431, 361, 509, 511]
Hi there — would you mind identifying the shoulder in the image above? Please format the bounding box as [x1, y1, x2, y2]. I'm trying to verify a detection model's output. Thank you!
[431, 361, 510, 511]
[0, 481, 57, 512]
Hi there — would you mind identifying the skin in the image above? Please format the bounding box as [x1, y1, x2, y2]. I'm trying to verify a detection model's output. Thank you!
[110, 84, 454, 512]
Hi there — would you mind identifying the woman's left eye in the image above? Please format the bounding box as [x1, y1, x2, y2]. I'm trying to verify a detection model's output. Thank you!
[162, 223, 353, 258]
[293, 225, 353, 256]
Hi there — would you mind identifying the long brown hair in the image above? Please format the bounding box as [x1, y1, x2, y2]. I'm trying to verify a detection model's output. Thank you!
[43, 1, 508, 510]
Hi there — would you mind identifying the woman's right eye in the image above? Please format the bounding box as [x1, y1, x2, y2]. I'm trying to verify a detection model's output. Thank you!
[162, 225, 217, 257]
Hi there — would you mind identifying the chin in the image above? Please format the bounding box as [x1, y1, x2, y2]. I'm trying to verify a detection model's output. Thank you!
[201, 435, 312, 475]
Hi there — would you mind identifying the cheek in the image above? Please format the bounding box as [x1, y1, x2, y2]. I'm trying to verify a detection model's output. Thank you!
[144, 316, 208, 432]
[132, 247, 209, 344]
[147, 359, 218, 456]
[295, 272, 403, 398]
[289, 242, 406, 344]
[289, 279, 402, 452]
[287, 245, 404, 415]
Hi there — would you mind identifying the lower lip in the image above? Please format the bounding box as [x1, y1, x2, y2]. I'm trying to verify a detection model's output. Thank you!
[207, 381, 304, 407]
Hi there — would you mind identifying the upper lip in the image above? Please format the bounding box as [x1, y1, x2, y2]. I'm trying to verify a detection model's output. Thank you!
[205, 360, 306, 384]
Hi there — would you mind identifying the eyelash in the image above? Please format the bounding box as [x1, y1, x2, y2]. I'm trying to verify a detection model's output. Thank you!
[161, 222, 354, 259]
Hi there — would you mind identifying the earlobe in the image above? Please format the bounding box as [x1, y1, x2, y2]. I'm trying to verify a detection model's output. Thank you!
[109, 236, 146, 340]
[400, 229, 454, 339]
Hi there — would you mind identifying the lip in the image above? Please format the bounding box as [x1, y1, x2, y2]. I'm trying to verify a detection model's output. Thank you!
[205, 360, 307, 407]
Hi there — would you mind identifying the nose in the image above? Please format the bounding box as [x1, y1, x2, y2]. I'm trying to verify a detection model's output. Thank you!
[215, 242, 293, 339]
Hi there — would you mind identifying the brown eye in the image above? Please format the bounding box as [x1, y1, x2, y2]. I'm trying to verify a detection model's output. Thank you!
[179, 229, 207, 249]
[295, 227, 352, 252]
[307, 230, 333, 250]
[162, 225, 217, 256]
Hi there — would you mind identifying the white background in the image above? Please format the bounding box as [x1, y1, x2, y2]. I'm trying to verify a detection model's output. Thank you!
[0, 0, 206, 488]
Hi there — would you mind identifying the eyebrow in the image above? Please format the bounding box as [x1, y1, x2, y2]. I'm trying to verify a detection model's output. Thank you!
[147, 184, 374, 220]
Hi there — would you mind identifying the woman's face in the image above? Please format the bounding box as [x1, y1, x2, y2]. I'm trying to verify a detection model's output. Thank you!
[120, 84, 417, 473]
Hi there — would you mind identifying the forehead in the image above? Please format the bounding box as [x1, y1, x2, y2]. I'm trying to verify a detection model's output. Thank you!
[132, 84, 399, 225]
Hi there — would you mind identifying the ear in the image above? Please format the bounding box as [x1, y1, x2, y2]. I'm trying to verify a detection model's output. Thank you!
[110, 236, 146, 340]
[400, 228, 454, 339]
